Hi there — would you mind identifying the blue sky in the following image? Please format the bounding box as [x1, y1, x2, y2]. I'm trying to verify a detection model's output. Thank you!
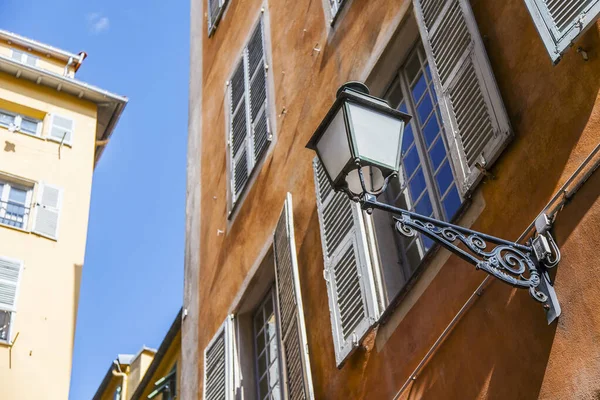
[1, 1, 188, 399]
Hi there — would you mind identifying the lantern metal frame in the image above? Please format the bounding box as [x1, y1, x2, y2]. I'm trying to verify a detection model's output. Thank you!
[307, 83, 562, 324]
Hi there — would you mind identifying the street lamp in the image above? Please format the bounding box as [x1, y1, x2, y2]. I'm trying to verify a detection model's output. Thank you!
[307, 82, 562, 323]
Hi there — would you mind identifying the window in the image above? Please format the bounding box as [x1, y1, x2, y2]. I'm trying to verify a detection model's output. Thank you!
[208, 0, 229, 36]
[0, 109, 42, 137]
[523, 0, 600, 63]
[328, 0, 348, 23]
[202, 195, 313, 399]
[0, 181, 33, 230]
[228, 16, 271, 214]
[148, 365, 177, 400]
[113, 386, 122, 400]
[380, 43, 462, 270]
[252, 289, 282, 400]
[0, 257, 23, 343]
[313, 0, 513, 367]
[11, 49, 39, 67]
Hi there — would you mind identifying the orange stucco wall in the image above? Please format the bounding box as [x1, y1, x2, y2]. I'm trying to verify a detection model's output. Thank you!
[194, 0, 600, 398]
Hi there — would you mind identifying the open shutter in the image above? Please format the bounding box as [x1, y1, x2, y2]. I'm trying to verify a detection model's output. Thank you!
[273, 193, 314, 399]
[413, 0, 512, 195]
[0, 257, 22, 313]
[312, 158, 379, 368]
[523, 0, 600, 63]
[208, 0, 228, 37]
[33, 183, 63, 240]
[203, 317, 234, 400]
[48, 114, 74, 145]
[230, 61, 250, 205]
[247, 18, 271, 168]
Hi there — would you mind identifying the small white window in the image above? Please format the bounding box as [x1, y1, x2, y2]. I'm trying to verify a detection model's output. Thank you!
[0, 256, 23, 343]
[0, 181, 33, 230]
[10, 49, 39, 67]
[0, 109, 42, 137]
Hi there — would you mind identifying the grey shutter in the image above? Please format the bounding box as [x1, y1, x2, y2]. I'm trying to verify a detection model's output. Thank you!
[312, 158, 379, 368]
[203, 317, 234, 400]
[273, 193, 314, 399]
[246, 19, 271, 165]
[33, 183, 62, 240]
[523, 0, 600, 63]
[0, 257, 22, 313]
[230, 61, 250, 204]
[413, 0, 512, 195]
[208, 0, 228, 37]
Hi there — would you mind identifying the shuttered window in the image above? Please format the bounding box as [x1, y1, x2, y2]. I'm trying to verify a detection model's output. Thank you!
[523, 0, 600, 63]
[48, 114, 74, 145]
[203, 317, 234, 400]
[312, 158, 379, 367]
[32, 183, 63, 240]
[0, 256, 23, 343]
[413, 0, 512, 195]
[208, 0, 229, 37]
[328, 0, 348, 22]
[273, 193, 314, 398]
[228, 17, 271, 212]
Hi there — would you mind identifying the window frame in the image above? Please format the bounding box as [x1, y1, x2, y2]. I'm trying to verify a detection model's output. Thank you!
[207, 0, 230, 37]
[0, 108, 43, 137]
[0, 179, 34, 231]
[0, 256, 24, 345]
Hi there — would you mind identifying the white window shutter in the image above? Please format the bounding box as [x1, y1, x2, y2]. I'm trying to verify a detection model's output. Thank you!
[246, 19, 271, 164]
[203, 316, 235, 400]
[208, 0, 227, 37]
[312, 158, 379, 368]
[33, 183, 63, 240]
[230, 61, 250, 204]
[273, 193, 314, 399]
[413, 0, 512, 195]
[523, 0, 600, 63]
[48, 114, 74, 145]
[0, 257, 22, 313]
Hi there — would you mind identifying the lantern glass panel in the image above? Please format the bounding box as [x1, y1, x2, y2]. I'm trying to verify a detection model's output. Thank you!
[346, 166, 385, 195]
[346, 102, 404, 172]
[316, 107, 352, 184]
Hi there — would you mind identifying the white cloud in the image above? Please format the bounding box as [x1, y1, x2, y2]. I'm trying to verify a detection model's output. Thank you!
[87, 13, 110, 34]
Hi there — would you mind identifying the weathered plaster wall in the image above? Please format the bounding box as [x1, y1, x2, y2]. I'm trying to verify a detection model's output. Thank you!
[194, 0, 600, 397]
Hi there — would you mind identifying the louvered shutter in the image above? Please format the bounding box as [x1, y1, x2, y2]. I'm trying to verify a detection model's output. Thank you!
[203, 317, 234, 400]
[230, 61, 250, 204]
[48, 114, 74, 145]
[0, 257, 22, 313]
[413, 0, 512, 195]
[208, 0, 228, 37]
[312, 158, 379, 368]
[32, 183, 63, 240]
[523, 0, 600, 63]
[273, 193, 314, 399]
[247, 20, 271, 164]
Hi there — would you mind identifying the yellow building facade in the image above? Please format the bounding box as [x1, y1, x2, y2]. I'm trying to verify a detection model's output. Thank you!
[93, 309, 182, 400]
[0, 30, 127, 399]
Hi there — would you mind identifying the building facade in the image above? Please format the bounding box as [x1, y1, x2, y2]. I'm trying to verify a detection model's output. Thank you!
[186, 0, 600, 398]
[0, 30, 126, 399]
[93, 309, 181, 400]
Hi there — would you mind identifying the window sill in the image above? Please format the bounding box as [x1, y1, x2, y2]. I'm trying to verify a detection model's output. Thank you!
[374, 190, 486, 352]
[0, 222, 30, 235]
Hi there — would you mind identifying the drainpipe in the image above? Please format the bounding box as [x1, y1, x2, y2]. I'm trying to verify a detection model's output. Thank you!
[112, 359, 128, 399]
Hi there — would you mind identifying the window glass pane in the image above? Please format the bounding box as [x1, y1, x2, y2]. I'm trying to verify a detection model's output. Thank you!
[443, 185, 461, 220]
[385, 80, 404, 109]
[398, 102, 408, 114]
[416, 93, 434, 125]
[402, 123, 414, 153]
[428, 138, 446, 171]
[422, 115, 441, 147]
[0, 310, 10, 341]
[414, 192, 433, 216]
[408, 168, 427, 201]
[0, 112, 15, 127]
[405, 53, 421, 83]
[435, 160, 454, 195]
[411, 74, 427, 104]
[20, 119, 38, 135]
[402, 146, 420, 179]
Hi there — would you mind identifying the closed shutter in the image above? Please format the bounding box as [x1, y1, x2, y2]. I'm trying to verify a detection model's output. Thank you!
[273, 193, 314, 399]
[312, 158, 379, 368]
[208, 0, 228, 37]
[32, 183, 63, 240]
[229, 16, 271, 210]
[203, 317, 234, 400]
[0, 257, 22, 313]
[48, 114, 74, 145]
[413, 0, 512, 195]
[523, 0, 600, 63]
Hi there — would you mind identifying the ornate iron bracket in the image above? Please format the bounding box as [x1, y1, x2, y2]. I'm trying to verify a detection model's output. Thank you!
[361, 193, 561, 324]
